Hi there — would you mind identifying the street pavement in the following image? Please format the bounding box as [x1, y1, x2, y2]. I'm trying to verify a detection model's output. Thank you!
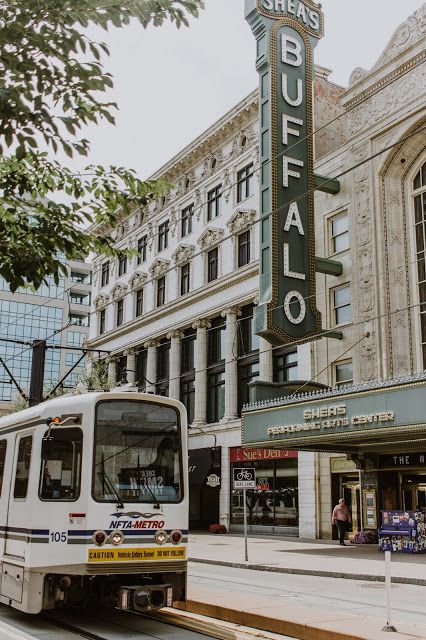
[183, 533, 426, 640]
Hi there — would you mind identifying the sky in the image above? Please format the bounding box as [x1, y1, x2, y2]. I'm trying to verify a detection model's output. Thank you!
[80, 0, 424, 180]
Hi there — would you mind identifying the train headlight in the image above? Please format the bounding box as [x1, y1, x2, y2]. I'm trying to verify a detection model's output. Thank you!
[92, 530, 107, 546]
[154, 529, 168, 545]
[109, 530, 124, 546]
[170, 530, 182, 545]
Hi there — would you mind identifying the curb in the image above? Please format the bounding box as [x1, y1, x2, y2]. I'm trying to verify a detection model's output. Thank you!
[189, 557, 426, 587]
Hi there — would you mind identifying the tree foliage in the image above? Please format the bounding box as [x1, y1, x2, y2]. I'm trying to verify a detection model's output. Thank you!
[0, 0, 204, 291]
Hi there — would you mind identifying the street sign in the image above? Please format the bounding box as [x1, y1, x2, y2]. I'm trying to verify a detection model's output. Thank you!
[233, 467, 256, 489]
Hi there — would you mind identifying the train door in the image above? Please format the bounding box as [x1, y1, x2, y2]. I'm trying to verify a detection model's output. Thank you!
[0, 439, 10, 558]
[4, 431, 34, 559]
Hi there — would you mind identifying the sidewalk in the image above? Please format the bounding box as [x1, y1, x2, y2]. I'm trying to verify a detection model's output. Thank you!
[168, 533, 426, 640]
[188, 532, 426, 585]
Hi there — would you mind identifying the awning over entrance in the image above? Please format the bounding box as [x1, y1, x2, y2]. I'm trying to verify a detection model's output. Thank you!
[242, 373, 426, 454]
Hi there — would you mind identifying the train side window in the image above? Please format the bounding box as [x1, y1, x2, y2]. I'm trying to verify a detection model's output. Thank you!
[39, 428, 83, 501]
[14, 435, 33, 499]
[0, 440, 7, 497]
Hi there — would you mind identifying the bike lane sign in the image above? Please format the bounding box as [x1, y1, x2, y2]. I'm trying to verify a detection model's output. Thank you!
[233, 467, 256, 489]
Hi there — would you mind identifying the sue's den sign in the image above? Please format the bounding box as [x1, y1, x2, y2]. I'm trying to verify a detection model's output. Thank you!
[245, 0, 324, 344]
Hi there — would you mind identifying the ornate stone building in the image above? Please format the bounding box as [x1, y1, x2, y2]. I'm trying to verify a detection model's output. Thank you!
[88, 4, 426, 538]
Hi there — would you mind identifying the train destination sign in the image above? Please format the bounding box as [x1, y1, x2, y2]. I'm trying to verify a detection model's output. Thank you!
[245, 0, 323, 345]
[241, 376, 426, 453]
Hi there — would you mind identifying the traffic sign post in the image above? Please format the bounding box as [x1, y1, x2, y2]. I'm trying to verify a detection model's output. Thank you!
[233, 468, 256, 562]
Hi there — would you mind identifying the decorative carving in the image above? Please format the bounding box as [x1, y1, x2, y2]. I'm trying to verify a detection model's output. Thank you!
[147, 222, 155, 250]
[371, 5, 426, 71]
[349, 67, 368, 86]
[111, 283, 128, 300]
[169, 207, 177, 238]
[94, 294, 109, 310]
[226, 209, 256, 234]
[144, 338, 159, 349]
[221, 307, 242, 318]
[194, 189, 203, 221]
[197, 227, 224, 250]
[172, 243, 195, 266]
[192, 319, 211, 330]
[129, 271, 148, 290]
[167, 329, 184, 340]
[222, 169, 232, 203]
[149, 258, 170, 278]
[360, 326, 376, 382]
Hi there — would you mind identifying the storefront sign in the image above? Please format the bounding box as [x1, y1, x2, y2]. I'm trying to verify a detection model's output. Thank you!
[242, 376, 426, 449]
[230, 446, 298, 462]
[245, 0, 323, 345]
[206, 473, 221, 488]
[380, 453, 426, 468]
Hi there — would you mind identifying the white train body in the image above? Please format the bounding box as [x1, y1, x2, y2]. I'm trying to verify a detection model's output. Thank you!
[0, 391, 188, 614]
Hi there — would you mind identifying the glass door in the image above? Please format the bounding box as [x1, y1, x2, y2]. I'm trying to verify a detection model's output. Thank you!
[341, 482, 361, 536]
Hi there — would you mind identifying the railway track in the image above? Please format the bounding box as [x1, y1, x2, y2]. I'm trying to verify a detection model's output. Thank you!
[0, 604, 291, 640]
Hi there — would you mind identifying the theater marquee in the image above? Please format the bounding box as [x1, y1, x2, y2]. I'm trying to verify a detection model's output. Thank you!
[245, 0, 324, 345]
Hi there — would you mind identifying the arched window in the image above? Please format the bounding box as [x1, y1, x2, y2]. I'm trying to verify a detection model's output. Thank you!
[413, 161, 426, 364]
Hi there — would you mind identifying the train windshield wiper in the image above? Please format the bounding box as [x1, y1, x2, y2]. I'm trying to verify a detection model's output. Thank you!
[137, 456, 161, 510]
[98, 454, 124, 509]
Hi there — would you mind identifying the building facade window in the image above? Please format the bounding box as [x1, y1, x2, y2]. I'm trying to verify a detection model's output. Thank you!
[207, 317, 226, 423]
[70, 271, 91, 284]
[330, 212, 349, 254]
[181, 204, 194, 237]
[237, 305, 259, 412]
[207, 185, 222, 221]
[156, 276, 166, 307]
[69, 314, 89, 327]
[67, 331, 84, 346]
[334, 360, 353, 387]
[136, 349, 147, 391]
[273, 349, 298, 382]
[118, 255, 127, 277]
[207, 247, 219, 282]
[413, 161, 426, 365]
[99, 309, 106, 335]
[101, 261, 110, 287]
[156, 339, 170, 396]
[180, 263, 190, 296]
[158, 220, 169, 252]
[70, 293, 90, 305]
[116, 355, 127, 384]
[135, 289, 144, 317]
[332, 285, 352, 326]
[137, 235, 147, 264]
[237, 163, 254, 203]
[65, 352, 85, 367]
[238, 230, 251, 267]
[116, 299, 124, 327]
[180, 328, 196, 424]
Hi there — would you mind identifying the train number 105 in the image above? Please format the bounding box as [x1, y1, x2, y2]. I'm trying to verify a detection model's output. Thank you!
[50, 531, 67, 542]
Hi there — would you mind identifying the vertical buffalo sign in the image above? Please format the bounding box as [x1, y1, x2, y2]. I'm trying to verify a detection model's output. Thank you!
[245, 0, 324, 345]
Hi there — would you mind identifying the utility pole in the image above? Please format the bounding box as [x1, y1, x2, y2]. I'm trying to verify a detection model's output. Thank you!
[29, 340, 46, 407]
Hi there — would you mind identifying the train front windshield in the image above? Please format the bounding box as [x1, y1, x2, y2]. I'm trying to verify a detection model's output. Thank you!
[93, 400, 183, 504]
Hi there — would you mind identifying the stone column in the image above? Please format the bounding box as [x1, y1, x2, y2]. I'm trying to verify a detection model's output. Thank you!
[124, 349, 136, 384]
[167, 330, 183, 400]
[259, 337, 273, 382]
[192, 319, 211, 426]
[221, 307, 241, 421]
[107, 357, 117, 385]
[144, 339, 158, 393]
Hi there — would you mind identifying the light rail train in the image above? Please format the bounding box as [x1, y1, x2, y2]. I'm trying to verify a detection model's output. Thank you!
[0, 390, 188, 614]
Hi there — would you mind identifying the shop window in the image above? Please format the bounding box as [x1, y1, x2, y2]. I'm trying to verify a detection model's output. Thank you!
[207, 247, 219, 282]
[273, 349, 298, 382]
[181, 204, 194, 238]
[230, 454, 298, 528]
[14, 435, 32, 499]
[334, 360, 353, 387]
[238, 230, 251, 267]
[332, 285, 351, 326]
[237, 163, 254, 203]
[101, 261, 110, 287]
[330, 212, 349, 254]
[207, 185, 222, 221]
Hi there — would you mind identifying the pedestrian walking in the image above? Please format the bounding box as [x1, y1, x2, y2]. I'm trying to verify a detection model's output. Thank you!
[332, 498, 351, 546]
